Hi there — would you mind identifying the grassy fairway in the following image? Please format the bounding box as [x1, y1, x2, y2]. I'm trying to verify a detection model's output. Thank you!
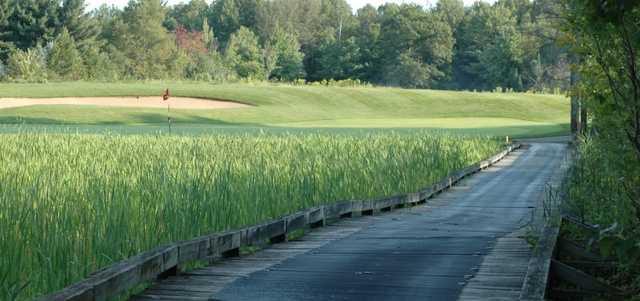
[0, 132, 501, 300]
[0, 82, 569, 137]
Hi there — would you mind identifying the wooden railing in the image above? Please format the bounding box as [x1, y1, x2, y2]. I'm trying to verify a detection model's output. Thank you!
[520, 214, 628, 300]
[40, 144, 521, 301]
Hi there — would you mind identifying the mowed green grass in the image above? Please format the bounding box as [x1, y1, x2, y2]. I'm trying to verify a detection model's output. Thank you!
[0, 82, 570, 137]
[0, 132, 502, 300]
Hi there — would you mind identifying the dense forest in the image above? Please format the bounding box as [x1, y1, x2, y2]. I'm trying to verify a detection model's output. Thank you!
[0, 0, 567, 92]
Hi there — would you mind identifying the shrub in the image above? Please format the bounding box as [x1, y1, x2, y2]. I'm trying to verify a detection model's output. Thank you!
[6, 47, 48, 83]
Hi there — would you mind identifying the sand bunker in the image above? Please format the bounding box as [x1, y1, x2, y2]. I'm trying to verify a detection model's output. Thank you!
[0, 96, 250, 110]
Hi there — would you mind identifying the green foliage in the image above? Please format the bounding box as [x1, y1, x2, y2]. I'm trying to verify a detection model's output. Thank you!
[306, 34, 360, 81]
[210, 0, 260, 46]
[454, 3, 525, 90]
[80, 44, 120, 81]
[265, 28, 305, 81]
[374, 4, 454, 86]
[202, 19, 215, 50]
[0, 0, 569, 89]
[0, 131, 501, 300]
[225, 26, 264, 79]
[561, 0, 640, 292]
[0, 0, 14, 60]
[186, 51, 236, 81]
[166, 0, 209, 31]
[58, 0, 99, 51]
[47, 28, 84, 80]
[354, 5, 380, 81]
[435, 0, 464, 31]
[5, 47, 48, 82]
[564, 136, 640, 289]
[112, 0, 176, 79]
[1, 0, 59, 50]
[384, 50, 435, 88]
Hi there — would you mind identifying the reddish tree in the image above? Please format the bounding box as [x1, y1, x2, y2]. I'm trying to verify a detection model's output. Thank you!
[174, 25, 207, 54]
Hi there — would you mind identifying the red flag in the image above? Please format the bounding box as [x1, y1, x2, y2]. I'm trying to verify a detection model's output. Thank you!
[163, 89, 170, 101]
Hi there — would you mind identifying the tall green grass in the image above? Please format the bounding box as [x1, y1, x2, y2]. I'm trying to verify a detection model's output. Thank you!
[0, 132, 502, 299]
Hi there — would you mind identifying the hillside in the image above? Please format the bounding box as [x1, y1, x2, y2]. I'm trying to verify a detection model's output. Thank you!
[0, 82, 569, 137]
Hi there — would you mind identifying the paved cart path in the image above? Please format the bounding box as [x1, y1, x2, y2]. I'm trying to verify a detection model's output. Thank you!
[133, 143, 567, 301]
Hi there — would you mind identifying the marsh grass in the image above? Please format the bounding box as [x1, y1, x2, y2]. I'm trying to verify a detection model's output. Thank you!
[0, 131, 501, 299]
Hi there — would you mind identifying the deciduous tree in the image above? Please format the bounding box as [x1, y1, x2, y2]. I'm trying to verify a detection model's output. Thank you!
[112, 0, 176, 79]
[225, 26, 264, 79]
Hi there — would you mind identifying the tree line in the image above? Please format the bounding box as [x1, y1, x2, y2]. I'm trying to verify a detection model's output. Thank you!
[0, 0, 568, 92]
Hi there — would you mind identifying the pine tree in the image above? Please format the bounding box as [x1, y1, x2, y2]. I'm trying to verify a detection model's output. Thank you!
[0, 0, 12, 34]
[58, 0, 100, 51]
[3, 0, 59, 50]
[0, 0, 15, 60]
[48, 27, 85, 80]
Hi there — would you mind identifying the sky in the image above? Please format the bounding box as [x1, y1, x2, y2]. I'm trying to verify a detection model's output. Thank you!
[85, 0, 496, 12]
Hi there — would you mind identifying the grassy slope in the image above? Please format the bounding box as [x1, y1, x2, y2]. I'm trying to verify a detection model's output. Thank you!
[0, 81, 570, 137]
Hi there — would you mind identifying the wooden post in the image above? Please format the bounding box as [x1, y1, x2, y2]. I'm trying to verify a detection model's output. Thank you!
[580, 100, 588, 135]
[163, 89, 171, 134]
[570, 69, 580, 135]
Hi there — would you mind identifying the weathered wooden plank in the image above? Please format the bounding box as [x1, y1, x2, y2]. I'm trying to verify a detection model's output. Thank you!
[178, 237, 210, 263]
[215, 231, 241, 257]
[324, 201, 353, 219]
[39, 245, 178, 301]
[551, 259, 623, 295]
[562, 215, 599, 234]
[419, 186, 434, 201]
[258, 219, 286, 242]
[307, 206, 325, 228]
[556, 237, 607, 262]
[360, 199, 375, 215]
[519, 214, 560, 301]
[158, 278, 232, 286]
[152, 284, 220, 293]
[133, 294, 212, 301]
[240, 225, 259, 246]
[561, 260, 617, 273]
[144, 289, 214, 298]
[284, 211, 307, 233]
[374, 195, 402, 211]
[350, 199, 364, 213]
[548, 288, 625, 301]
[405, 192, 421, 205]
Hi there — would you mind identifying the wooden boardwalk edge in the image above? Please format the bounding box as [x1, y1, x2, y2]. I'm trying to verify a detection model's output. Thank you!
[39, 144, 521, 301]
[518, 213, 561, 301]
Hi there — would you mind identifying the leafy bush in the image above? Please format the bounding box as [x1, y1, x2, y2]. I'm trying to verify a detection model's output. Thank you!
[6, 47, 48, 83]
[82, 45, 122, 81]
[225, 27, 265, 80]
[186, 51, 236, 82]
[563, 135, 640, 291]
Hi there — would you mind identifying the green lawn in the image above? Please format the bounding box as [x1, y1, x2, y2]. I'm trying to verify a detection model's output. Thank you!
[0, 81, 570, 137]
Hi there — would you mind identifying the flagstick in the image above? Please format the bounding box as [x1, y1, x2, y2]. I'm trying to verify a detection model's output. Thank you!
[167, 101, 172, 134]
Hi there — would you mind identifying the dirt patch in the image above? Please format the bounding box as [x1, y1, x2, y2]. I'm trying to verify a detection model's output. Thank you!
[0, 96, 251, 110]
